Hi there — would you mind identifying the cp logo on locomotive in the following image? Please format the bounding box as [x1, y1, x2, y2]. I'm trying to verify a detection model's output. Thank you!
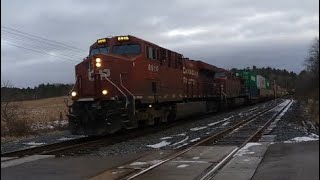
[88, 69, 111, 81]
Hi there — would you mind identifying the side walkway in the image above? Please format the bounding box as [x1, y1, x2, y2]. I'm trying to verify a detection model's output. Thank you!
[252, 141, 319, 180]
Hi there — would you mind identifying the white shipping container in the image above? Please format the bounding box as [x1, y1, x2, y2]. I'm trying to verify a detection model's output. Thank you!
[256, 75, 266, 89]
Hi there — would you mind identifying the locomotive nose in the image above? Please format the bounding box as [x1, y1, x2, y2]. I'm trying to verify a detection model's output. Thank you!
[90, 54, 131, 98]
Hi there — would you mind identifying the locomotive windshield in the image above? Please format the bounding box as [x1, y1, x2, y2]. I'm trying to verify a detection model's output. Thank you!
[214, 72, 226, 78]
[90, 47, 109, 56]
[112, 44, 141, 55]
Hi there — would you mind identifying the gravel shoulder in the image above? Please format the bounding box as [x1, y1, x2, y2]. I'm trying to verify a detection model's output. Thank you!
[87, 100, 277, 156]
[270, 100, 319, 142]
[1, 131, 86, 154]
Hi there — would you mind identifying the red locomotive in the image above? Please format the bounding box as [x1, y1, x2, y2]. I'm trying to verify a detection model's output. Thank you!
[68, 35, 255, 135]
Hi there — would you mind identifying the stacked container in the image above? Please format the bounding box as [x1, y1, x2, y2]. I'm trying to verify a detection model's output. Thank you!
[235, 70, 259, 98]
[256, 75, 266, 89]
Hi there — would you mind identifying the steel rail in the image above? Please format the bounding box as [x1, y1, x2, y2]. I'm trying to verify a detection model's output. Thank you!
[123, 99, 287, 180]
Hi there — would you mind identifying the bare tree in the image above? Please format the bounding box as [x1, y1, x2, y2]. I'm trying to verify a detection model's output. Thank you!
[1, 80, 30, 136]
[305, 38, 319, 75]
[305, 38, 319, 100]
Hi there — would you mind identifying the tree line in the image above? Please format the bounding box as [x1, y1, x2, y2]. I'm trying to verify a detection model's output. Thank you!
[1, 82, 74, 102]
[295, 37, 319, 101]
[231, 66, 298, 91]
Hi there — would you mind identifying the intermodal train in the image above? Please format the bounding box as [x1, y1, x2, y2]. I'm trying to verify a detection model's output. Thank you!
[67, 35, 287, 136]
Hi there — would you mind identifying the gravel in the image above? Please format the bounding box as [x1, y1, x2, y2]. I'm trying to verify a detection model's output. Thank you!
[1, 131, 86, 154]
[271, 100, 319, 142]
[89, 100, 279, 156]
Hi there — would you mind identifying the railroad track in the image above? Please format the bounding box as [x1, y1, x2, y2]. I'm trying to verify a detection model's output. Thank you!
[0, 136, 103, 158]
[1, 100, 280, 158]
[97, 99, 291, 180]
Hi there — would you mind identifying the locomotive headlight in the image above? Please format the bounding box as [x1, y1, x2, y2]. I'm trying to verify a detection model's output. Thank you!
[102, 90, 108, 95]
[71, 91, 77, 97]
[95, 58, 101, 63]
[95, 62, 101, 67]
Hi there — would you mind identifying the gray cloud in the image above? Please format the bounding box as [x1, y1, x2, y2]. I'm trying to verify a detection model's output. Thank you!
[1, 0, 319, 87]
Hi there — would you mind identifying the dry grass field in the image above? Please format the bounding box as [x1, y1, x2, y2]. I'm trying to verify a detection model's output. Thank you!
[21, 96, 71, 122]
[1, 96, 71, 137]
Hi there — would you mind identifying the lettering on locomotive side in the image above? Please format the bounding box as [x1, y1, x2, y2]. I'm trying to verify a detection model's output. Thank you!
[148, 64, 159, 72]
[183, 77, 196, 84]
[183, 67, 198, 77]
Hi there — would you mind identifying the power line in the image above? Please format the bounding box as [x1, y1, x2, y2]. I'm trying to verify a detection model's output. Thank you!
[1, 29, 87, 58]
[1, 26, 91, 64]
[1, 34, 85, 59]
[1, 41, 78, 63]
[1, 30, 87, 57]
[1, 36, 84, 59]
[1, 26, 87, 52]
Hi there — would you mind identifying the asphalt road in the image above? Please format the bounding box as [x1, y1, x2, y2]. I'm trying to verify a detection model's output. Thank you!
[252, 141, 319, 180]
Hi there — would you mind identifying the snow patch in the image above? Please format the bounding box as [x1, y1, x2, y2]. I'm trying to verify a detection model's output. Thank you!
[190, 126, 207, 131]
[160, 136, 173, 140]
[207, 116, 233, 127]
[223, 116, 233, 120]
[30, 120, 68, 131]
[146, 141, 171, 148]
[221, 121, 230, 126]
[149, 160, 162, 164]
[23, 142, 46, 146]
[174, 133, 186, 136]
[190, 138, 201, 142]
[235, 143, 262, 157]
[208, 121, 222, 126]
[284, 133, 319, 143]
[130, 160, 162, 166]
[171, 136, 189, 146]
[57, 137, 75, 141]
[130, 162, 148, 166]
[192, 157, 200, 160]
[53, 120, 68, 126]
[172, 160, 207, 163]
[177, 164, 189, 168]
[174, 143, 189, 149]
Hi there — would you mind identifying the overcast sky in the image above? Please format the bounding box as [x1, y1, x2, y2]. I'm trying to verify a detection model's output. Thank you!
[1, 0, 319, 88]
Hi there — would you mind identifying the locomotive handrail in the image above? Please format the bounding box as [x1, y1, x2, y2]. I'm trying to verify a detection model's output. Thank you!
[103, 76, 129, 108]
[120, 73, 136, 116]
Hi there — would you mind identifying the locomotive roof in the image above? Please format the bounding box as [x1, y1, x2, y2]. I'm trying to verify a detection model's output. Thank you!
[92, 35, 183, 55]
[197, 60, 225, 72]
[91, 35, 225, 73]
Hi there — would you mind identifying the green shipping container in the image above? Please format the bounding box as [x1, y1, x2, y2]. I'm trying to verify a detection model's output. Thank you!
[235, 70, 257, 89]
